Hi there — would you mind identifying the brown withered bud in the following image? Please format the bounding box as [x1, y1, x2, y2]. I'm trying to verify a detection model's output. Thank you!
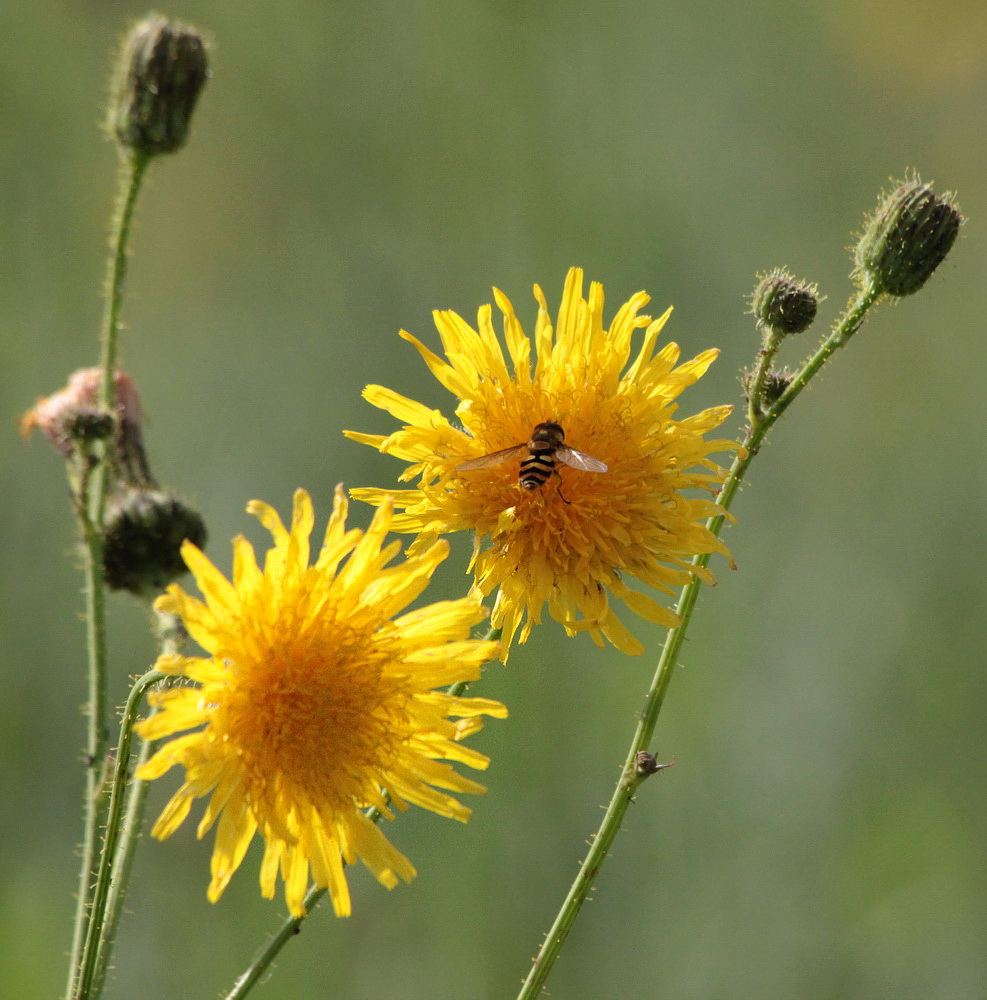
[22, 368, 140, 452]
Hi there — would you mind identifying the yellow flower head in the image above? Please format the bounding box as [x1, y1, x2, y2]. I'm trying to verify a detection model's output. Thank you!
[346, 268, 742, 656]
[136, 487, 506, 918]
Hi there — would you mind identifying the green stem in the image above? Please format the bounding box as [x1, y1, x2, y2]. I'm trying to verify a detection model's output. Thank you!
[88, 735, 154, 998]
[765, 276, 880, 436]
[745, 327, 783, 426]
[89, 613, 183, 996]
[515, 279, 883, 999]
[223, 886, 326, 1000]
[74, 670, 165, 1000]
[96, 150, 150, 415]
[223, 624, 504, 1000]
[65, 508, 111, 1000]
[65, 148, 151, 1000]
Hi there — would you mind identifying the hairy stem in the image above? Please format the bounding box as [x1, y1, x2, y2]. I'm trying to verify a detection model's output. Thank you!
[66, 149, 151, 1000]
[516, 280, 883, 999]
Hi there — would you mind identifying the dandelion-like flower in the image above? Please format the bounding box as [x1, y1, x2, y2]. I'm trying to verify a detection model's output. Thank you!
[136, 487, 505, 918]
[347, 268, 742, 656]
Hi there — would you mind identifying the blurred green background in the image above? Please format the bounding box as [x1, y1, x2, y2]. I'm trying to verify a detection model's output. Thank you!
[3, 2, 985, 998]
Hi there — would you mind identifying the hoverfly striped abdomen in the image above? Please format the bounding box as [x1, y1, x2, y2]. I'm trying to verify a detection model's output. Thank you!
[518, 421, 566, 490]
[457, 421, 608, 501]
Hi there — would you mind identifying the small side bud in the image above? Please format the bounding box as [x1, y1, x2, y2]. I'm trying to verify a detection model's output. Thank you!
[634, 751, 676, 778]
[854, 177, 962, 297]
[109, 15, 209, 156]
[101, 488, 207, 596]
[742, 367, 793, 408]
[751, 270, 819, 336]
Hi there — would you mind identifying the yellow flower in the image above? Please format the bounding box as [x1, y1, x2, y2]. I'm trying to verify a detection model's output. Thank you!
[346, 268, 742, 656]
[136, 487, 505, 918]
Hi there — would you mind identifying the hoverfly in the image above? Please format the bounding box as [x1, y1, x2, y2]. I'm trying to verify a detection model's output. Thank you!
[456, 421, 608, 501]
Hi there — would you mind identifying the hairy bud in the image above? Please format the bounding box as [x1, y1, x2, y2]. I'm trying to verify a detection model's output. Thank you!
[855, 177, 962, 297]
[109, 15, 209, 156]
[751, 270, 819, 336]
[101, 488, 207, 596]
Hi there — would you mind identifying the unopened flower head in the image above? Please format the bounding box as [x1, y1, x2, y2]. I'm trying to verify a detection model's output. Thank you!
[855, 176, 962, 297]
[101, 487, 206, 596]
[742, 366, 793, 409]
[136, 488, 505, 918]
[751, 270, 819, 336]
[109, 14, 208, 156]
[347, 268, 742, 657]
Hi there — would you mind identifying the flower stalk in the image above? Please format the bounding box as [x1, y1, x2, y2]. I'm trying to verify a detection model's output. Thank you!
[516, 249, 938, 998]
[65, 149, 150, 1000]
[73, 668, 165, 1000]
[65, 13, 209, 990]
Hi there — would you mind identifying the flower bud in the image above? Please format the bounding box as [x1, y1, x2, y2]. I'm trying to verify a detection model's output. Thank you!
[21, 368, 143, 458]
[634, 751, 676, 778]
[751, 270, 819, 335]
[109, 15, 209, 156]
[854, 178, 962, 297]
[742, 367, 793, 408]
[101, 487, 207, 596]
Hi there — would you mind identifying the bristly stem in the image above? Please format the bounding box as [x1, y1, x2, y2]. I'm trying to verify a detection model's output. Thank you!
[89, 612, 184, 997]
[515, 280, 884, 1000]
[223, 888, 324, 1000]
[745, 327, 784, 426]
[73, 669, 164, 1000]
[65, 148, 151, 1000]
[96, 150, 150, 415]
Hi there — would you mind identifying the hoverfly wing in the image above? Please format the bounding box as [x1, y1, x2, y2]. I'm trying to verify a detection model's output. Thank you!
[457, 443, 528, 471]
[555, 445, 608, 473]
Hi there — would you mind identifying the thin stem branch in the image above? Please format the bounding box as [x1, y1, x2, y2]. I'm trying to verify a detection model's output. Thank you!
[88, 735, 154, 998]
[516, 280, 884, 999]
[223, 886, 325, 1000]
[89, 613, 184, 996]
[745, 327, 783, 426]
[96, 151, 150, 414]
[74, 670, 165, 1000]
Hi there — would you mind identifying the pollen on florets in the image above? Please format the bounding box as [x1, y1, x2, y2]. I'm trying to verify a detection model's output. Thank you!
[346, 268, 743, 657]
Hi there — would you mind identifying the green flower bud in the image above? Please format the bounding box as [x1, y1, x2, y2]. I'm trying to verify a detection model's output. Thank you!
[760, 369, 793, 406]
[751, 270, 819, 335]
[854, 178, 962, 297]
[101, 488, 207, 596]
[109, 15, 209, 156]
[741, 367, 793, 409]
